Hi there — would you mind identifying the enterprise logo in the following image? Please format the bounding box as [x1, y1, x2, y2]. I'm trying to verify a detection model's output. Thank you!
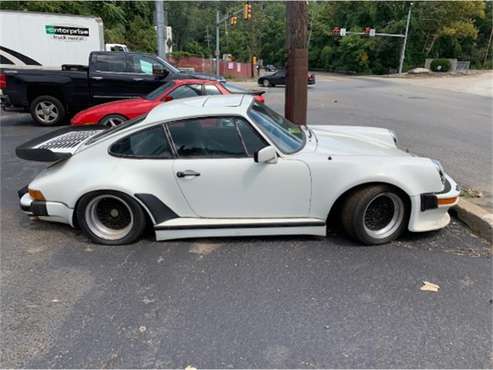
[45, 25, 89, 37]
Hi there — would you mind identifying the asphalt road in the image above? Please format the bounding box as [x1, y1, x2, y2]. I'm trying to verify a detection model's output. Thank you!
[1, 95, 492, 368]
[257, 75, 493, 209]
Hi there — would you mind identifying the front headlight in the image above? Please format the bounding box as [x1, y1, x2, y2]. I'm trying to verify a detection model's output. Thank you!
[432, 159, 446, 185]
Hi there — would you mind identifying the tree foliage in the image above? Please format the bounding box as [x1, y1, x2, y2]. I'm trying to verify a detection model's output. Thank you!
[1, 1, 491, 73]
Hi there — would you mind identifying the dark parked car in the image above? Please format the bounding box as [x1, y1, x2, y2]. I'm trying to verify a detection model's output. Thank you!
[258, 69, 315, 87]
[264, 64, 277, 72]
[0, 51, 221, 126]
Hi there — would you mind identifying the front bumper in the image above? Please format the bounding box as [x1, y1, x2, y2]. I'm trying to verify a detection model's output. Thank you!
[408, 173, 460, 232]
[18, 186, 74, 226]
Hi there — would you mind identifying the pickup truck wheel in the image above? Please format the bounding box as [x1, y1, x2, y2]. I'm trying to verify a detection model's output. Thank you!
[30, 96, 65, 126]
[30, 95, 65, 126]
[99, 114, 127, 128]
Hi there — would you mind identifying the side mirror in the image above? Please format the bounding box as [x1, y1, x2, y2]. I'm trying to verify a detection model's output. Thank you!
[254, 146, 277, 164]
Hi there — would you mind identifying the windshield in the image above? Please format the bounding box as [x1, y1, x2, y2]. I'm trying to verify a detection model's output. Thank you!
[247, 102, 305, 154]
[221, 81, 251, 94]
[85, 114, 147, 145]
[145, 81, 174, 100]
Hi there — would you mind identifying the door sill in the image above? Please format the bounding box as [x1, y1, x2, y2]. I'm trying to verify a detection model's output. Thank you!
[154, 217, 326, 241]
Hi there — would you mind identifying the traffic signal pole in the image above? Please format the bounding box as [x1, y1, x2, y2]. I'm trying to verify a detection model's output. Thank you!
[398, 3, 413, 74]
[332, 3, 413, 74]
[214, 4, 251, 77]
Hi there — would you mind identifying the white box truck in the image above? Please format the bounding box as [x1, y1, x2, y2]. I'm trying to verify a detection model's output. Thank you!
[0, 10, 104, 69]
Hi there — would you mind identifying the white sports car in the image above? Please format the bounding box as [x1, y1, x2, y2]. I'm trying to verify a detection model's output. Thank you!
[17, 95, 459, 245]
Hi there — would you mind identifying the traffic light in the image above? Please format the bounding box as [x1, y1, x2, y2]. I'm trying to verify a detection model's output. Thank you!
[332, 27, 346, 36]
[364, 27, 376, 36]
[243, 3, 252, 20]
[230, 16, 238, 27]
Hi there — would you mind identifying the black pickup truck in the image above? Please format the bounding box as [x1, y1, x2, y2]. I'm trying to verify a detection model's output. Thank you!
[1, 51, 219, 126]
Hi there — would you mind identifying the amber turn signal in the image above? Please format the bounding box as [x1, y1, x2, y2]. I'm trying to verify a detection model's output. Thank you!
[28, 189, 45, 201]
[437, 197, 457, 206]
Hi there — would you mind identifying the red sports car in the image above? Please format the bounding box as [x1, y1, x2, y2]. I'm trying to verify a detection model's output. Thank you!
[71, 79, 265, 127]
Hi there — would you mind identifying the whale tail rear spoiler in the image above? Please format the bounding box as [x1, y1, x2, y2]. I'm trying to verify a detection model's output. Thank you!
[16, 126, 106, 162]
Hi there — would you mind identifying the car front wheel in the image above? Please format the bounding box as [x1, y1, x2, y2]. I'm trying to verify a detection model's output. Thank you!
[262, 79, 271, 87]
[341, 185, 408, 245]
[77, 191, 147, 245]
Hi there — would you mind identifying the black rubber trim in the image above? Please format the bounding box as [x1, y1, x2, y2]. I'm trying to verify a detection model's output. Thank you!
[0, 55, 14, 65]
[134, 193, 179, 223]
[155, 221, 326, 231]
[435, 178, 452, 195]
[20, 204, 31, 212]
[420, 193, 438, 211]
[420, 178, 453, 211]
[17, 185, 28, 199]
[16, 126, 105, 162]
[31, 201, 48, 216]
[0, 46, 41, 65]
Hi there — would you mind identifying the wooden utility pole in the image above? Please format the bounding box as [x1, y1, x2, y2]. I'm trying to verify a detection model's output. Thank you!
[285, 1, 308, 125]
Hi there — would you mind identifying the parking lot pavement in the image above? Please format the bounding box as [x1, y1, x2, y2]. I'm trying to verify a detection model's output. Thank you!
[1, 112, 492, 368]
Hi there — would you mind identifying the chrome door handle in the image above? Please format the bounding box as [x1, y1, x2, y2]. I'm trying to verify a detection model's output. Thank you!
[177, 170, 200, 178]
[91, 76, 103, 80]
[133, 77, 144, 81]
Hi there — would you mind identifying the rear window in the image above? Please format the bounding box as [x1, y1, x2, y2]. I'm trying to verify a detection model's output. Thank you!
[93, 53, 126, 72]
[110, 125, 172, 158]
[85, 115, 147, 145]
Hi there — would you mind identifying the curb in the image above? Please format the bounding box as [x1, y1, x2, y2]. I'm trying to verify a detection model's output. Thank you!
[453, 198, 493, 242]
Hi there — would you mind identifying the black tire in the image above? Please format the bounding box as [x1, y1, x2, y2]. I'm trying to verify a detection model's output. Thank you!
[30, 95, 66, 126]
[262, 79, 271, 87]
[99, 114, 127, 128]
[341, 185, 408, 245]
[76, 191, 147, 245]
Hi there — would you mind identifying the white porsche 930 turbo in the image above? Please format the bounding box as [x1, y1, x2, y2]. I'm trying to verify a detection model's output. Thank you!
[17, 95, 459, 245]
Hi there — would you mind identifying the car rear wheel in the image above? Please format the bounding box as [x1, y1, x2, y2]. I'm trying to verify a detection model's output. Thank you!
[30, 95, 65, 126]
[99, 114, 127, 128]
[341, 185, 408, 245]
[77, 191, 146, 245]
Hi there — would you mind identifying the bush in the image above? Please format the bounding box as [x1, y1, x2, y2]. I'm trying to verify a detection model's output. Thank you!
[430, 59, 451, 72]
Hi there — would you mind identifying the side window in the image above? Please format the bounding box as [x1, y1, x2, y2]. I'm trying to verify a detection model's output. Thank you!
[109, 125, 172, 158]
[94, 53, 126, 72]
[236, 118, 268, 155]
[167, 117, 246, 158]
[204, 84, 222, 96]
[168, 85, 202, 100]
[127, 54, 167, 75]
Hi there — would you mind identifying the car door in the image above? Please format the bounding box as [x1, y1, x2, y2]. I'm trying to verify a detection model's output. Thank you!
[167, 116, 311, 218]
[125, 53, 170, 96]
[89, 53, 133, 104]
